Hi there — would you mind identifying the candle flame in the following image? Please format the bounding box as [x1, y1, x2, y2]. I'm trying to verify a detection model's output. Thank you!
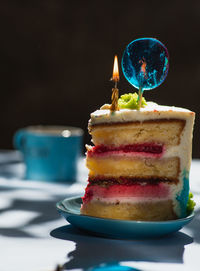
[112, 55, 119, 82]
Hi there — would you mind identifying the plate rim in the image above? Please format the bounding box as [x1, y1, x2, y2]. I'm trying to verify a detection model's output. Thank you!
[56, 196, 195, 224]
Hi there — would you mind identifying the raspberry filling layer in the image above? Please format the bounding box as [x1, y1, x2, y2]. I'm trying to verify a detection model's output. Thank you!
[87, 143, 164, 158]
[82, 182, 170, 204]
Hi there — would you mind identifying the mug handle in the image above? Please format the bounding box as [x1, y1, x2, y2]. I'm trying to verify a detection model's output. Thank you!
[13, 130, 26, 151]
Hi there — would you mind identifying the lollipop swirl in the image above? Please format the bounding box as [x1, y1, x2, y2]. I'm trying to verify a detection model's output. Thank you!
[122, 38, 169, 91]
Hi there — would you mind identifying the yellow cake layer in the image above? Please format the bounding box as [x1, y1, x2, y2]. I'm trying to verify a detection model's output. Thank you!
[81, 200, 177, 221]
[90, 120, 185, 147]
[87, 156, 180, 179]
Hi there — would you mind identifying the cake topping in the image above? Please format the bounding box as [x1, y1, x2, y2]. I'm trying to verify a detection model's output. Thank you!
[187, 192, 196, 214]
[118, 92, 147, 110]
[122, 38, 169, 109]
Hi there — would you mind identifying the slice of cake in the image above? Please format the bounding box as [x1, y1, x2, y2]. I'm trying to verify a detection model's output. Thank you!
[81, 100, 195, 221]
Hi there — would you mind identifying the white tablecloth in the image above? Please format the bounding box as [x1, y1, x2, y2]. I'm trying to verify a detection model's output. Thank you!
[0, 151, 200, 271]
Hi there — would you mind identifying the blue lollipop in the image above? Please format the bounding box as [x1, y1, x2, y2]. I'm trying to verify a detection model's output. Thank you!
[122, 38, 169, 108]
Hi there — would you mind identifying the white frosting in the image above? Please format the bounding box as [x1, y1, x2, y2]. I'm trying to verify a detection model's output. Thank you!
[89, 102, 193, 126]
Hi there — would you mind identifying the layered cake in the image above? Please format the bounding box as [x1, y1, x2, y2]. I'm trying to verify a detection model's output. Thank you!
[81, 38, 195, 221]
[81, 97, 195, 221]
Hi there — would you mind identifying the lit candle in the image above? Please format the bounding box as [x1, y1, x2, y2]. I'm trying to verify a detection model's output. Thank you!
[110, 55, 119, 111]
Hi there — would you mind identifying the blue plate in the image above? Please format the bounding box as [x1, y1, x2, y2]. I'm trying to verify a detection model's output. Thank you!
[56, 196, 194, 239]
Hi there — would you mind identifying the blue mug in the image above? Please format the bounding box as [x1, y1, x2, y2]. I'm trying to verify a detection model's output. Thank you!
[13, 126, 83, 182]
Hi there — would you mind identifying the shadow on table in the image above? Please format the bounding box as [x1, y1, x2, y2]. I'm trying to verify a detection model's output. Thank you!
[50, 225, 193, 271]
[0, 196, 63, 238]
[0, 182, 80, 238]
[0, 157, 83, 238]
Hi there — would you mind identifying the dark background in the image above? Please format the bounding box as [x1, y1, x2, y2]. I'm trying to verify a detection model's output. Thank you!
[0, 0, 199, 157]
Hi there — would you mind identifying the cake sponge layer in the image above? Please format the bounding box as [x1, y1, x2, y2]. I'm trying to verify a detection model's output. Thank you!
[90, 119, 185, 147]
[81, 200, 176, 221]
[87, 156, 180, 180]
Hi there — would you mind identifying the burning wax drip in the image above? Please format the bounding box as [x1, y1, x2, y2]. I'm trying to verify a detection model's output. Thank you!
[122, 38, 169, 109]
[110, 55, 119, 111]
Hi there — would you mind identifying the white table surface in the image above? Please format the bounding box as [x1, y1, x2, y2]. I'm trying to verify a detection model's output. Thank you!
[0, 151, 200, 271]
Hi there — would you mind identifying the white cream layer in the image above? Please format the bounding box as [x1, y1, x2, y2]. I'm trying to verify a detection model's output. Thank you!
[90, 196, 171, 204]
[89, 102, 193, 125]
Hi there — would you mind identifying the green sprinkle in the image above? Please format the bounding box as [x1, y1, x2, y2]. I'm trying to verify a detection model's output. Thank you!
[118, 93, 147, 110]
[187, 192, 196, 214]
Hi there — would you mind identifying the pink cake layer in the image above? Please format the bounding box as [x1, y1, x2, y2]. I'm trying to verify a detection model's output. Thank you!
[82, 182, 170, 204]
[87, 144, 164, 158]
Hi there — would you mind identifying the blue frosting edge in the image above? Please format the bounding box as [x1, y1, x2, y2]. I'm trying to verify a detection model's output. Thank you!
[176, 169, 189, 218]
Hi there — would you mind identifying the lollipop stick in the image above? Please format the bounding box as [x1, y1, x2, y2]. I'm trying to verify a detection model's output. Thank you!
[138, 86, 143, 109]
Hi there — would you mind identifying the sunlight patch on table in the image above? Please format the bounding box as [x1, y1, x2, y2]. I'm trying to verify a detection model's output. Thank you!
[0, 210, 40, 228]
